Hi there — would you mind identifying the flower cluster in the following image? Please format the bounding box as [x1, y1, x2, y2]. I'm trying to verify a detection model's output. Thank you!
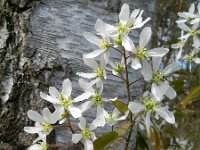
[174, 3, 200, 71]
[24, 3, 197, 150]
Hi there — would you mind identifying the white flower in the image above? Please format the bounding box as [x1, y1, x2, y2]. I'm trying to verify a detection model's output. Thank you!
[104, 108, 129, 126]
[108, 59, 125, 76]
[183, 48, 200, 71]
[40, 79, 82, 120]
[73, 79, 114, 127]
[176, 3, 196, 24]
[171, 31, 186, 60]
[191, 3, 200, 24]
[24, 107, 61, 135]
[83, 20, 110, 63]
[71, 117, 97, 150]
[128, 90, 175, 136]
[178, 23, 200, 47]
[115, 3, 151, 35]
[122, 27, 169, 70]
[141, 58, 180, 99]
[76, 56, 107, 83]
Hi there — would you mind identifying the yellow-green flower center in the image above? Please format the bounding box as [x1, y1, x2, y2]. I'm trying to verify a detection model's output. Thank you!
[105, 114, 117, 124]
[95, 67, 104, 78]
[116, 22, 131, 35]
[40, 142, 48, 150]
[41, 122, 52, 133]
[60, 95, 73, 108]
[91, 93, 103, 106]
[61, 109, 68, 120]
[136, 48, 147, 60]
[81, 128, 92, 140]
[186, 54, 193, 63]
[152, 72, 164, 84]
[98, 39, 110, 49]
[189, 29, 197, 36]
[178, 40, 185, 47]
[141, 97, 156, 111]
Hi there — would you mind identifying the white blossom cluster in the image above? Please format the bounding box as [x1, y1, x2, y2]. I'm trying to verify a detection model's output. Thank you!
[174, 3, 200, 71]
[23, 3, 197, 150]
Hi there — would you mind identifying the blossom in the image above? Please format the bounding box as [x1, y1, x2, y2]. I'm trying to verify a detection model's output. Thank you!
[122, 27, 169, 69]
[190, 3, 200, 24]
[73, 79, 115, 127]
[178, 23, 200, 47]
[27, 133, 48, 150]
[176, 3, 196, 24]
[24, 107, 61, 135]
[71, 117, 97, 150]
[40, 79, 82, 120]
[104, 108, 129, 126]
[183, 48, 200, 71]
[108, 59, 124, 76]
[76, 56, 107, 84]
[141, 58, 180, 99]
[83, 20, 111, 63]
[128, 89, 175, 136]
[115, 3, 151, 35]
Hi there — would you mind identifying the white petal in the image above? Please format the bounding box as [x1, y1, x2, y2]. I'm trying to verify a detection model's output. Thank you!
[152, 57, 162, 72]
[76, 72, 96, 79]
[131, 58, 142, 70]
[191, 18, 200, 24]
[24, 126, 41, 133]
[189, 3, 195, 13]
[49, 87, 61, 99]
[147, 48, 169, 57]
[91, 132, 97, 141]
[119, 3, 130, 24]
[84, 50, 103, 59]
[128, 102, 145, 114]
[72, 134, 82, 144]
[27, 110, 44, 123]
[141, 60, 152, 81]
[79, 78, 96, 92]
[28, 144, 40, 150]
[42, 107, 51, 122]
[73, 92, 93, 102]
[84, 140, 94, 150]
[78, 117, 86, 130]
[95, 19, 115, 34]
[162, 62, 180, 76]
[93, 106, 106, 127]
[155, 107, 175, 124]
[62, 79, 72, 98]
[151, 83, 166, 101]
[139, 27, 151, 48]
[122, 35, 136, 52]
[193, 58, 200, 64]
[176, 48, 183, 60]
[118, 110, 129, 121]
[193, 36, 200, 48]
[84, 32, 101, 45]
[69, 106, 82, 118]
[79, 101, 93, 112]
[83, 57, 98, 69]
[50, 108, 63, 124]
[40, 92, 59, 104]
[165, 86, 177, 99]
[178, 23, 190, 31]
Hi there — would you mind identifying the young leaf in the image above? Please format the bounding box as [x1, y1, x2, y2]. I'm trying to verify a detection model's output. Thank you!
[112, 100, 128, 115]
[93, 131, 119, 150]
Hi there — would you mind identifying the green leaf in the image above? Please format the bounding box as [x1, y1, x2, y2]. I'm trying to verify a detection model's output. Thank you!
[180, 86, 200, 109]
[112, 100, 128, 115]
[93, 131, 119, 150]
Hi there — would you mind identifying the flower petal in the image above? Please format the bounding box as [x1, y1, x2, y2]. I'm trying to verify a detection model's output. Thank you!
[79, 101, 93, 112]
[27, 110, 44, 123]
[141, 60, 152, 81]
[62, 78, 72, 98]
[152, 57, 162, 72]
[40, 92, 59, 104]
[73, 92, 93, 102]
[24, 126, 41, 134]
[155, 106, 175, 124]
[84, 32, 101, 45]
[84, 139, 94, 150]
[69, 106, 82, 118]
[49, 87, 61, 99]
[165, 86, 177, 99]
[139, 27, 151, 48]
[128, 102, 145, 114]
[162, 62, 180, 76]
[72, 134, 82, 144]
[122, 35, 136, 52]
[76, 72, 96, 79]
[131, 58, 142, 70]
[193, 58, 200, 64]
[147, 48, 169, 57]
[78, 117, 86, 130]
[84, 50, 103, 59]
[83, 57, 98, 69]
[119, 3, 130, 25]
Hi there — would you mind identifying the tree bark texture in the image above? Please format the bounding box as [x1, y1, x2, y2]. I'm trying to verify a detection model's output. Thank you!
[0, 0, 155, 149]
